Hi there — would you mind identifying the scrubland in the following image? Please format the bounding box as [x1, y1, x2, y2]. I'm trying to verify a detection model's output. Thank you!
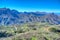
[0, 22, 60, 40]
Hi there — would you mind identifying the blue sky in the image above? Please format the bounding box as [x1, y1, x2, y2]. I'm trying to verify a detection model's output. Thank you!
[0, 0, 60, 13]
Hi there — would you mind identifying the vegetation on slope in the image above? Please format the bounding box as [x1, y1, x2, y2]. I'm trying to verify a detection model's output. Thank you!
[0, 22, 60, 40]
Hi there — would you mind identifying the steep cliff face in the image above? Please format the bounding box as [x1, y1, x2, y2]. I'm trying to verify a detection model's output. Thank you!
[0, 8, 60, 25]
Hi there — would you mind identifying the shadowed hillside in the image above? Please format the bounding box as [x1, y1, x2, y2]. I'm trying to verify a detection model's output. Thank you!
[0, 8, 60, 25]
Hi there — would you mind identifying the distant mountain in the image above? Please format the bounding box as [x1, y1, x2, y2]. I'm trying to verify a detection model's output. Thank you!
[0, 8, 60, 25]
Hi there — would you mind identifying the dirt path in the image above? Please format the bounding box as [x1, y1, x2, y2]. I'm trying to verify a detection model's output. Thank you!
[43, 27, 51, 32]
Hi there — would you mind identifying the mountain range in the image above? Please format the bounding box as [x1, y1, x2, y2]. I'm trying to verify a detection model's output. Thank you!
[0, 8, 60, 25]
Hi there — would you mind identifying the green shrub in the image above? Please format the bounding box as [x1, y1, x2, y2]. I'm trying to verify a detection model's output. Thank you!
[0, 31, 13, 38]
[31, 36, 37, 40]
[49, 27, 57, 32]
[14, 29, 25, 33]
[49, 27, 60, 33]
[32, 28, 37, 30]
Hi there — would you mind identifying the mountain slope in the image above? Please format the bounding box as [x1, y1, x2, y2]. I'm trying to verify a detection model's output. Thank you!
[0, 8, 60, 25]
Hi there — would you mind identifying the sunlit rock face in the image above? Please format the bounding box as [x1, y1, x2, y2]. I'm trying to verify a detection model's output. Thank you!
[0, 8, 60, 25]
